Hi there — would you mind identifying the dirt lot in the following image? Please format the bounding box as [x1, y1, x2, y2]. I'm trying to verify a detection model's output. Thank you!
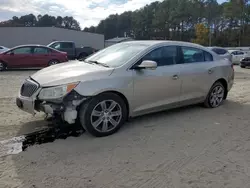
[1, 67, 250, 188]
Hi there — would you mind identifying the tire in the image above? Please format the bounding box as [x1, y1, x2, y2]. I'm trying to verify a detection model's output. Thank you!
[240, 65, 246, 68]
[78, 53, 88, 60]
[48, 60, 59, 66]
[79, 93, 127, 137]
[204, 81, 225, 108]
[0, 62, 6, 71]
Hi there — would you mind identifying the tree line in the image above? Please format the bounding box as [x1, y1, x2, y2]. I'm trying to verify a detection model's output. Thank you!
[0, 0, 249, 47]
[84, 0, 250, 47]
[0, 14, 81, 31]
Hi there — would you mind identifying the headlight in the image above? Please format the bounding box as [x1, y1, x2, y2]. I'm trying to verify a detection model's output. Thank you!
[38, 82, 79, 100]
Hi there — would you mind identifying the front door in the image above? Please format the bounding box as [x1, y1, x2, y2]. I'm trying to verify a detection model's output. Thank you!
[178, 46, 215, 104]
[132, 45, 182, 116]
[2, 47, 33, 68]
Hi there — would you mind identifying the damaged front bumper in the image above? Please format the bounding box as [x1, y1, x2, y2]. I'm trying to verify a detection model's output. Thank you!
[16, 88, 88, 124]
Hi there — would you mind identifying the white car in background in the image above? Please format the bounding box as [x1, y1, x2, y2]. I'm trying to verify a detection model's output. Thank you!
[0, 46, 9, 53]
[228, 50, 248, 65]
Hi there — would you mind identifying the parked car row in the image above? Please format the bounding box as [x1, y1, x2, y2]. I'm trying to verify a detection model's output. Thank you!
[0, 41, 99, 71]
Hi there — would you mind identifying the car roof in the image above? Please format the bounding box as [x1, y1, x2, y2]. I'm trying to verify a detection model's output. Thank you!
[49, 41, 74, 43]
[122, 40, 206, 49]
[12, 44, 48, 48]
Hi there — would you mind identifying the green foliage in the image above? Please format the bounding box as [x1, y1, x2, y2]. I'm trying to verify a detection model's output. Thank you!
[192, 23, 209, 45]
[0, 14, 81, 31]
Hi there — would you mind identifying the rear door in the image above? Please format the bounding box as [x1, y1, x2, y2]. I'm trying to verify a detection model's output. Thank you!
[179, 46, 215, 104]
[32, 47, 52, 67]
[2, 47, 33, 68]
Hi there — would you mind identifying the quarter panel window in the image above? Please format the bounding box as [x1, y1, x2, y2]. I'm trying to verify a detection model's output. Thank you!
[181, 46, 205, 63]
[204, 51, 213, 61]
[142, 46, 178, 66]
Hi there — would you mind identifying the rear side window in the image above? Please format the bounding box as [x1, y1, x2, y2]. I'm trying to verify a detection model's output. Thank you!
[181, 46, 205, 63]
[237, 51, 245, 55]
[33, 47, 50, 54]
[61, 42, 73, 48]
[211, 48, 228, 55]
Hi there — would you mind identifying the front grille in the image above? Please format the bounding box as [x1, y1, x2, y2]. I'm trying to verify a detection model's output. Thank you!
[20, 80, 39, 97]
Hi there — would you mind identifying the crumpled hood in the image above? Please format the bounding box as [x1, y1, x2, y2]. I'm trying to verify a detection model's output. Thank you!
[31, 61, 114, 87]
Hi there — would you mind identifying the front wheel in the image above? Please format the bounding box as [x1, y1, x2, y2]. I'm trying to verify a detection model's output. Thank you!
[48, 60, 59, 66]
[240, 65, 246, 68]
[79, 93, 127, 137]
[0, 62, 6, 71]
[204, 82, 225, 108]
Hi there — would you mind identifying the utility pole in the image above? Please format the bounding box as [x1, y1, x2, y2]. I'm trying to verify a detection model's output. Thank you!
[209, 25, 212, 46]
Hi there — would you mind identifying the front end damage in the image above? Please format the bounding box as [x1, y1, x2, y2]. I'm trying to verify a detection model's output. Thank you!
[16, 78, 88, 125]
[35, 90, 88, 124]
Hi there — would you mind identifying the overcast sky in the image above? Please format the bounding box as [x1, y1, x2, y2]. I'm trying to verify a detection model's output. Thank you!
[0, 0, 226, 28]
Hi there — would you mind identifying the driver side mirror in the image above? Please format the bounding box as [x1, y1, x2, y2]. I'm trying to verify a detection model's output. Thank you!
[134, 60, 157, 70]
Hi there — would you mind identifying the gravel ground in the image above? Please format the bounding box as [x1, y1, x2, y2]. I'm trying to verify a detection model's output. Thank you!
[1, 67, 250, 188]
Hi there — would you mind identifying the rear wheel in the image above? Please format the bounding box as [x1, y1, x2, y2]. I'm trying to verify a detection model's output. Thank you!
[0, 62, 6, 71]
[48, 60, 59, 66]
[204, 82, 225, 108]
[78, 53, 88, 60]
[79, 93, 127, 137]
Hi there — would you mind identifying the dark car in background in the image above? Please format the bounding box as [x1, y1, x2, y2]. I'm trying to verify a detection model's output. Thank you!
[0, 45, 68, 71]
[47, 41, 97, 60]
[207, 46, 232, 62]
[240, 57, 250, 68]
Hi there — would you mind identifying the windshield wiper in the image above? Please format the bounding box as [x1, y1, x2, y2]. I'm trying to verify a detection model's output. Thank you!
[86, 60, 110, 68]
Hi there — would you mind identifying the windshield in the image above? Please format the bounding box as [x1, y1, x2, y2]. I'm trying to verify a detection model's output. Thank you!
[84, 42, 150, 67]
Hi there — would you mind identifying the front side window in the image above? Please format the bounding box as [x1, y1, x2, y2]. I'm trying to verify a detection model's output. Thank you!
[142, 46, 178, 66]
[49, 42, 61, 49]
[33, 47, 49, 54]
[12, 47, 32, 54]
[85, 42, 150, 68]
[182, 47, 205, 63]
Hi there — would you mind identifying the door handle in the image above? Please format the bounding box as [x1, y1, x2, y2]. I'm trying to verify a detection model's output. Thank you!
[172, 75, 179, 80]
[208, 69, 213, 74]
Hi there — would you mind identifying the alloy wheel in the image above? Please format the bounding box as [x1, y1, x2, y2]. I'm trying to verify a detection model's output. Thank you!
[90, 100, 122, 133]
[209, 85, 224, 107]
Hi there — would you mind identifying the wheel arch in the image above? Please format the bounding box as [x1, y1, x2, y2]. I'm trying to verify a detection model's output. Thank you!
[77, 52, 88, 59]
